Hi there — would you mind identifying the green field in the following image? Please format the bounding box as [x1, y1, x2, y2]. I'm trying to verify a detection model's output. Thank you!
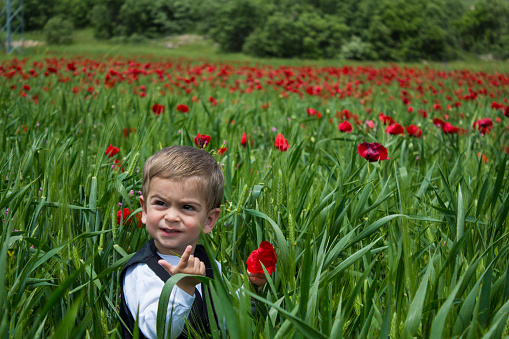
[1, 40, 509, 338]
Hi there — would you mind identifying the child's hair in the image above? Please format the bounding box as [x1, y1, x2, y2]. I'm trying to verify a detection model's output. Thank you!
[142, 145, 224, 210]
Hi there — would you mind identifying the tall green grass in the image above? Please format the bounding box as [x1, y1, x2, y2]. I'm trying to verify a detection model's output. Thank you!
[1, 54, 508, 338]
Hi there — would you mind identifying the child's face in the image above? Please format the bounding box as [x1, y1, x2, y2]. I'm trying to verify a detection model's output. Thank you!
[140, 177, 220, 256]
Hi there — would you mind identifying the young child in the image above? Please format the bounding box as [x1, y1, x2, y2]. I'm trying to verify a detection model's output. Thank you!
[119, 145, 224, 339]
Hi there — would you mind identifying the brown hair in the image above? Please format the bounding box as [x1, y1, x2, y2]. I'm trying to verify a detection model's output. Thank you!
[142, 146, 224, 210]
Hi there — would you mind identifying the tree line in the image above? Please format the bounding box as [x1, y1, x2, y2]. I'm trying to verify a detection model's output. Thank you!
[24, 0, 509, 61]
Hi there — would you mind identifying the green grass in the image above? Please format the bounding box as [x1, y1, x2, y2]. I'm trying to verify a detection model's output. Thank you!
[0, 45, 509, 338]
[4, 29, 509, 72]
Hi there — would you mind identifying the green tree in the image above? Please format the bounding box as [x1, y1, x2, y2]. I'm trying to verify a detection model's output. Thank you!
[118, 0, 194, 38]
[44, 16, 74, 44]
[243, 7, 347, 59]
[243, 12, 302, 58]
[23, 0, 54, 30]
[89, 0, 124, 39]
[208, 0, 266, 52]
[457, 0, 509, 58]
[363, 14, 395, 60]
[53, 0, 96, 28]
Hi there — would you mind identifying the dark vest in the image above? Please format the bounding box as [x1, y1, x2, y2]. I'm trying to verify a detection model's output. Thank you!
[119, 239, 216, 339]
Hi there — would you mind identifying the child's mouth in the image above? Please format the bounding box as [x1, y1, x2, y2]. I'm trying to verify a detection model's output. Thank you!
[161, 228, 181, 236]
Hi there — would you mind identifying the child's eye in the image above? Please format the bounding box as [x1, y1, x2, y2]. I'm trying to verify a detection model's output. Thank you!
[182, 205, 194, 211]
[155, 200, 166, 206]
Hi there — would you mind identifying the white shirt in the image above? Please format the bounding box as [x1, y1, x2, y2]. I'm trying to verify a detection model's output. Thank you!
[123, 253, 221, 339]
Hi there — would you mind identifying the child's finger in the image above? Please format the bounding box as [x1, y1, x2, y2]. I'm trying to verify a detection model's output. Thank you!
[158, 259, 174, 273]
[199, 261, 205, 276]
[179, 245, 193, 264]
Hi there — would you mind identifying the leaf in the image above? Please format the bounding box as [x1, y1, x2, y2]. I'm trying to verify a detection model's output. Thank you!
[327, 237, 381, 283]
[246, 290, 328, 339]
[429, 274, 466, 338]
[349, 214, 402, 246]
[403, 253, 435, 337]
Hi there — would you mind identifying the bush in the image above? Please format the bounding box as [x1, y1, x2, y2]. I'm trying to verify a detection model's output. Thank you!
[43, 16, 74, 44]
[208, 0, 266, 52]
[119, 0, 194, 38]
[243, 9, 348, 59]
[243, 13, 302, 58]
[89, 0, 124, 39]
[340, 36, 376, 60]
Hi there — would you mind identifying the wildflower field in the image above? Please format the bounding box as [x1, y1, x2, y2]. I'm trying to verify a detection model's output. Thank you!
[1, 55, 509, 338]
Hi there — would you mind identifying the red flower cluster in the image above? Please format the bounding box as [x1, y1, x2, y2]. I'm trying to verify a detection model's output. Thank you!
[152, 104, 165, 115]
[473, 118, 493, 135]
[338, 121, 353, 133]
[386, 123, 405, 135]
[176, 104, 189, 113]
[274, 133, 289, 151]
[246, 241, 277, 275]
[379, 113, 395, 125]
[357, 142, 390, 162]
[117, 208, 131, 226]
[442, 122, 467, 135]
[406, 125, 422, 138]
[105, 144, 119, 157]
[117, 208, 143, 227]
[307, 108, 322, 119]
[195, 133, 211, 148]
[241, 132, 249, 147]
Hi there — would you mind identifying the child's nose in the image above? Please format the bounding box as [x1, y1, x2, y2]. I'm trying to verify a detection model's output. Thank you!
[164, 207, 180, 222]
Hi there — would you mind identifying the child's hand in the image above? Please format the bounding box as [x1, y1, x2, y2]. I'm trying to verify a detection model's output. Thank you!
[158, 245, 205, 296]
[248, 272, 267, 292]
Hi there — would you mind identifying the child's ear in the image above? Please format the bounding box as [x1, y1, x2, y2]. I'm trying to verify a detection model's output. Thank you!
[139, 195, 147, 224]
[203, 208, 221, 234]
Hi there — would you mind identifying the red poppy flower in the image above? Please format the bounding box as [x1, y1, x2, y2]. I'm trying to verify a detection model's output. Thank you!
[241, 132, 248, 147]
[105, 144, 119, 157]
[217, 147, 227, 155]
[473, 118, 493, 134]
[386, 123, 405, 135]
[246, 241, 277, 275]
[274, 133, 289, 151]
[209, 96, 217, 106]
[307, 108, 319, 116]
[379, 113, 395, 125]
[176, 104, 189, 113]
[357, 142, 390, 162]
[136, 212, 144, 228]
[492, 101, 502, 110]
[365, 120, 375, 129]
[152, 104, 165, 115]
[195, 133, 211, 148]
[338, 121, 353, 133]
[442, 122, 467, 135]
[117, 208, 132, 226]
[406, 125, 422, 138]
[477, 153, 488, 164]
[505, 106, 509, 118]
[23, 84, 31, 91]
[433, 118, 445, 127]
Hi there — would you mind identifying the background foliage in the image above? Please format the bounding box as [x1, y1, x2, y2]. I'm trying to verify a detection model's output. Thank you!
[16, 0, 509, 61]
[1, 52, 509, 338]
